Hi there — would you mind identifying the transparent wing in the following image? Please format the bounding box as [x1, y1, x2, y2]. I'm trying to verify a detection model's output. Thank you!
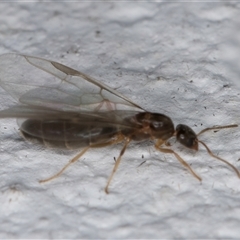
[0, 104, 137, 126]
[0, 53, 144, 113]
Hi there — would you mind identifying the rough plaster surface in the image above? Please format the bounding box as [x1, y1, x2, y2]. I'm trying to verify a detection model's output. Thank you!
[0, 2, 240, 239]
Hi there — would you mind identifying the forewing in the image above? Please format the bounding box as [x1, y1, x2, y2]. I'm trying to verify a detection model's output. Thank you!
[0, 53, 143, 112]
[0, 105, 137, 125]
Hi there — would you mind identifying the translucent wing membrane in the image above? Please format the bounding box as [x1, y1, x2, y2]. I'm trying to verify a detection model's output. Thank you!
[0, 104, 138, 126]
[0, 53, 143, 113]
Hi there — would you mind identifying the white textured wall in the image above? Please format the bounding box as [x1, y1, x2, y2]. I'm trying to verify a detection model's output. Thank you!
[0, 2, 240, 239]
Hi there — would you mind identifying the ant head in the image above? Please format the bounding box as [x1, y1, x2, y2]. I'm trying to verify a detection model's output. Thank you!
[176, 124, 198, 150]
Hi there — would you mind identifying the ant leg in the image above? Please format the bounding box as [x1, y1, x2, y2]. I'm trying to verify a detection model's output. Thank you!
[39, 146, 90, 183]
[155, 140, 202, 181]
[40, 135, 124, 184]
[105, 138, 131, 194]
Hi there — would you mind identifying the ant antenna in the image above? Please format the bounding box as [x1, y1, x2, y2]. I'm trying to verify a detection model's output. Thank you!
[197, 124, 240, 178]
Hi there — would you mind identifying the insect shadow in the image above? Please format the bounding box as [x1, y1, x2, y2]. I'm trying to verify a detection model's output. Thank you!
[0, 53, 238, 193]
